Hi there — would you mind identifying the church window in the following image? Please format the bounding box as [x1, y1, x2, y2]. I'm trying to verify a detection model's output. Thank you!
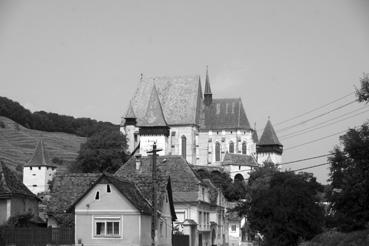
[181, 136, 187, 159]
[95, 191, 100, 200]
[215, 142, 221, 161]
[232, 102, 235, 114]
[242, 142, 247, 154]
[216, 104, 220, 114]
[225, 104, 228, 114]
[229, 141, 234, 153]
[107, 184, 111, 193]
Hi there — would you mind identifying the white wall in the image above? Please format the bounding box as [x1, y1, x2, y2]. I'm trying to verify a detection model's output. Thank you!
[23, 166, 56, 194]
[257, 152, 282, 165]
[140, 135, 168, 156]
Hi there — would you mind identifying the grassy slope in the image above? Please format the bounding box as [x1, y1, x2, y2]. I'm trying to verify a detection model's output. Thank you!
[0, 116, 86, 171]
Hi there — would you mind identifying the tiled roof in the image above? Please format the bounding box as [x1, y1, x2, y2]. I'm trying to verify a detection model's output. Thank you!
[201, 98, 251, 130]
[252, 130, 259, 143]
[47, 173, 100, 216]
[173, 192, 199, 203]
[115, 155, 202, 201]
[125, 101, 136, 119]
[140, 86, 168, 127]
[127, 76, 202, 126]
[222, 153, 258, 167]
[25, 139, 55, 167]
[258, 119, 282, 146]
[0, 161, 39, 200]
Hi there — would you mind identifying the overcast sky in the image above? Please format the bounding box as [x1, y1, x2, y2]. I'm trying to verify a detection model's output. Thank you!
[1, 0, 368, 183]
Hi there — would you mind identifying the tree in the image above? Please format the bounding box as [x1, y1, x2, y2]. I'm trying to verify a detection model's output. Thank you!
[356, 73, 369, 103]
[70, 126, 128, 173]
[236, 164, 324, 246]
[328, 122, 369, 232]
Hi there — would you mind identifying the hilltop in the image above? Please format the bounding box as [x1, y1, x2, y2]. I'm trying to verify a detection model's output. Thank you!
[0, 116, 86, 171]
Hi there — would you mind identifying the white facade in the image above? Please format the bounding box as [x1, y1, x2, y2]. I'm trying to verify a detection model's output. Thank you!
[23, 166, 56, 194]
[139, 134, 169, 156]
[257, 152, 282, 165]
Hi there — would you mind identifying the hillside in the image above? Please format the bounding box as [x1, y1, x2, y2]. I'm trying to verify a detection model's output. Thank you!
[0, 116, 86, 171]
[301, 229, 369, 246]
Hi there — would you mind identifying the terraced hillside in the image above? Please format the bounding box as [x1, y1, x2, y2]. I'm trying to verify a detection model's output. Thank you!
[0, 116, 86, 170]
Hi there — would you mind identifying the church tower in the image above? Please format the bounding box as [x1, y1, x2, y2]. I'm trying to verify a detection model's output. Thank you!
[122, 101, 139, 154]
[256, 119, 283, 165]
[23, 139, 56, 194]
[203, 67, 212, 106]
[139, 85, 170, 155]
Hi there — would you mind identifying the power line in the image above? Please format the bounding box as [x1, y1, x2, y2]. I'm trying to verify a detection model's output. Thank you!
[280, 108, 368, 140]
[277, 100, 357, 133]
[274, 92, 355, 127]
[288, 162, 330, 172]
[284, 129, 347, 151]
[281, 154, 332, 165]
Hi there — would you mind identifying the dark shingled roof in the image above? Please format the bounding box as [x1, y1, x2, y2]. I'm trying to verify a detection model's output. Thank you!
[25, 139, 55, 167]
[201, 98, 251, 130]
[125, 101, 136, 119]
[0, 161, 39, 200]
[204, 68, 212, 95]
[127, 76, 203, 126]
[141, 85, 168, 127]
[222, 153, 258, 167]
[68, 174, 152, 215]
[115, 155, 202, 200]
[258, 119, 282, 146]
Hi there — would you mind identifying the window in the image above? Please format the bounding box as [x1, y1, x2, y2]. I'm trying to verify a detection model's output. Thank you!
[38, 167, 41, 170]
[229, 141, 234, 153]
[231, 224, 237, 232]
[216, 104, 220, 114]
[242, 141, 247, 154]
[181, 136, 186, 159]
[30, 167, 32, 170]
[95, 218, 121, 237]
[95, 191, 100, 200]
[107, 184, 111, 193]
[215, 142, 221, 161]
[198, 212, 202, 227]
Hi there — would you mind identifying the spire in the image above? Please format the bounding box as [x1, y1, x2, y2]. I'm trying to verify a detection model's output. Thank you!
[204, 66, 212, 106]
[124, 101, 137, 126]
[25, 139, 54, 167]
[258, 119, 282, 146]
[252, 122, 259, 143]
[141, 85, 168, 127]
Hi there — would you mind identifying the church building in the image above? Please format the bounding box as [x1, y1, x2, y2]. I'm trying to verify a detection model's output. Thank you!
[121, 69, 283, 179]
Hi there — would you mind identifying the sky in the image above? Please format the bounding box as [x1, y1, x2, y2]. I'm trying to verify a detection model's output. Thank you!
[1, 0, 368, 183]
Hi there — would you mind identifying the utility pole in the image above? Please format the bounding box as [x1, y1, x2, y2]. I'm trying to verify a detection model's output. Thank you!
[147, 143, 162, 246]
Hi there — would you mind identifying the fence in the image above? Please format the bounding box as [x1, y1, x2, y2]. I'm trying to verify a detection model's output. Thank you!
[0, 227, 74, 246]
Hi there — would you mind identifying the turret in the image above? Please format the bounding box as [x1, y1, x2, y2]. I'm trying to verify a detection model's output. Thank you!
[256, 118, 283, 165]
[123, 102, 138, 154]
[204, 66, 212, 106]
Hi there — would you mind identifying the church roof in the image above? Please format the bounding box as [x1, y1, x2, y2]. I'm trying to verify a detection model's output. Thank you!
[125, 101, 136, 119]
[0, 161, 39, 200]
[128, 76, 202, 126]
[204, 67, 212, 95]
[222, 153, 258, 167]
[258, 119, 282, 146]
[140, 86, 168, 127]
[201, 98, 251, 130]
[252, 130, 259, 143]
[25, 139, 55, 167]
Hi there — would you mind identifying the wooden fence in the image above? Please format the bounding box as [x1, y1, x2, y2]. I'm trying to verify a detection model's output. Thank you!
[0, 227, 74, 246]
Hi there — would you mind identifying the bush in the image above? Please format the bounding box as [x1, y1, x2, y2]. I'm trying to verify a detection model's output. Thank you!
[0, 121, 5, 128]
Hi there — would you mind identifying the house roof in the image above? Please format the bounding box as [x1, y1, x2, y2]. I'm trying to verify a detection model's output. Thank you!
[25, 139, 55, 167]
[67, 174, 152, 215]
[140, 85, 168, 127]
[252, 129, 259, 143]
[124, 101, 136, 119]
[222, 153, 258, 167]
[201, 98, 252, 130]
[127, 75, 202, 126]
[258, 119, 282, 146]
[0, 161, 39, 200]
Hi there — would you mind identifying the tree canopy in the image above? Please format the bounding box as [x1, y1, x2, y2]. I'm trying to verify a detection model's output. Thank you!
[356, 73, 369, 103]
[328, 122, 369, 232]
[236, 164, 324, 246]
[70, 126, 128, 173]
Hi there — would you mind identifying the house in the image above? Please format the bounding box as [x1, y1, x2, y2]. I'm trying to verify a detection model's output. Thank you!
[0, 161, 41, 225]
[121, 69, 283, 178]
[23, 139, 57, 195]
[222, 153, 258, 181]
[67, 173, 176, 246]
[115, 154, 228, 246]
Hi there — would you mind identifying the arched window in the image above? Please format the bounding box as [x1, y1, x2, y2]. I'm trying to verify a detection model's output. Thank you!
[242, 141, 247, 154]
[215, 142, 221, 161]
[234, 173, 244, 182]
[181, 136, 186, 159]
[229, 141, 234, 153]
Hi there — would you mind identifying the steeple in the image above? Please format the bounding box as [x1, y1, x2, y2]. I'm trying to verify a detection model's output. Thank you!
[25, 139, 54, 167]
[124, 101, 137, 126]
[257, 119, 283, 154]
[204, 66, 212, 106]
[139, 85, 169, 136]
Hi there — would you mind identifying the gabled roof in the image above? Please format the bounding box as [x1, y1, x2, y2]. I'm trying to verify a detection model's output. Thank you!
[0, 161, 39, 200]
[222, 153, 258, 167]
[140, 85, 167, 127]
[125, 101, 136, 119]
[258, 119, 282, 146]
[25, 139, 55, 167]
[201, 98, 251, 130]
[128, 75, 202, 126]
[67, 174, 152, 215]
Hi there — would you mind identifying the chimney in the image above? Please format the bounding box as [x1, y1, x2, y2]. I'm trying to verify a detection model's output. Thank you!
[135, 154, 142, 170]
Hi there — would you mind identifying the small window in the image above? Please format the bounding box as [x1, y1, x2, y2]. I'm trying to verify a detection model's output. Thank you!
[30, 167, 32, 170]
[231, 224, 237, 232]
[32, 174, 36, 176]
[38, 167, 41, 170]
[32, 184, 37, 187]
[216, 104, 220, 114]
[95, 219, 120, 237]
[95, 191, 100, 200]
[215, 142, 221, 161]
[229, 141, 234, 153]
[107, 184, 111, 193]
[242, 142, 247, 155]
